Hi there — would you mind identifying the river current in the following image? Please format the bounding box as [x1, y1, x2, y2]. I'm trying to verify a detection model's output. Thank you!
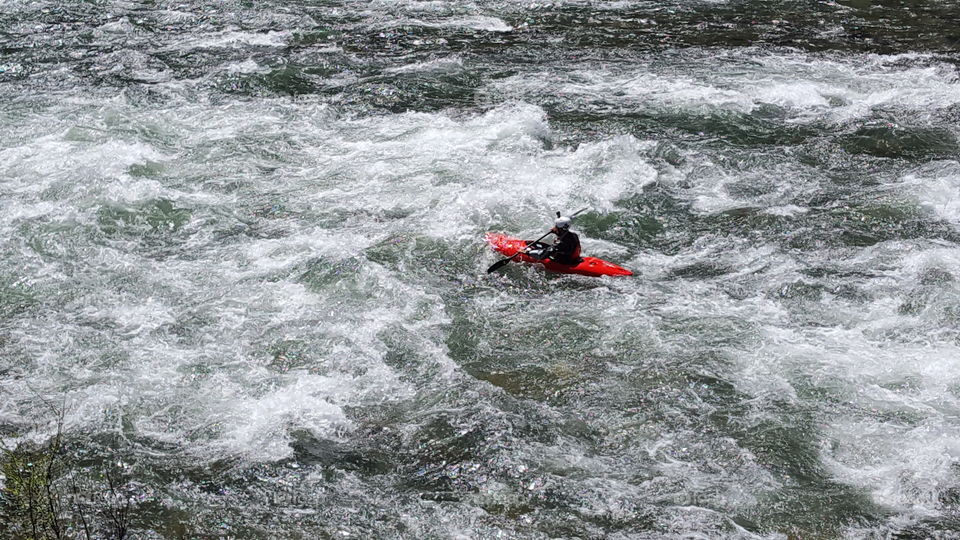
[2, 0, 960, 538]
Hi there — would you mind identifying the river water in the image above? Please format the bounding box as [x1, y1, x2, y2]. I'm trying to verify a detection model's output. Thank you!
[2, 0, 960, 537]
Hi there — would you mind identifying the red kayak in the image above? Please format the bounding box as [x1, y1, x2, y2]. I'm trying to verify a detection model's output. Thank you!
[486, 233, 633, 277]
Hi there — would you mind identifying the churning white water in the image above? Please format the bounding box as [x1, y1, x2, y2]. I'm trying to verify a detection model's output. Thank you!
[2, 0, 960, 537]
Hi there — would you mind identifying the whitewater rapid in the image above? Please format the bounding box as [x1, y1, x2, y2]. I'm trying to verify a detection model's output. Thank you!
[2, 1, 960, 537]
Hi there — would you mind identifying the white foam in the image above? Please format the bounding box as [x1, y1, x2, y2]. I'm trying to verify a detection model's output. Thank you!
[333, 102, 654, 238]
[374, 16, 512, 32]
[486, 50, 960, 128]
[204, 375, 353, 462]
[753, 54, 960, 124]
[385, 55, 464, 74]
[707, 237, 960, 518]
[170, 30, 291, 51]
[238, 228, 373, 277]
[445, 16, 512, 32]
[225, 59, 268, 75]
[0, 133, 172, 226]
[96, 17, 137, 35]
[3, 244, 431, 463]
[823, 398, 960, 514]
[81, 296, 176, 337]
[763, 205, 809, 217]
[900, 161, 960, 223]
[749, 81, 831, 109]
[153, 9, 198, 24]
[0, 63, 23, 75]
[562, 136, 659, 209]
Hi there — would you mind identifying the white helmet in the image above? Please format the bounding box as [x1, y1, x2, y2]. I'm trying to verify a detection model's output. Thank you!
[554, 216, 571, 230]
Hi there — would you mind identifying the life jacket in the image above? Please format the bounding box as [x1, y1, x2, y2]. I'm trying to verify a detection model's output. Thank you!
[552, 231, 581, 265]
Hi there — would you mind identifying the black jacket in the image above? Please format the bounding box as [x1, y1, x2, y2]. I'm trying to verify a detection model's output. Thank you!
[548, 231, 581, 265]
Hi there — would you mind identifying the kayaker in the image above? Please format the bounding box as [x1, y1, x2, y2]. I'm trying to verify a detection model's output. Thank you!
[535, 215, 581, 265]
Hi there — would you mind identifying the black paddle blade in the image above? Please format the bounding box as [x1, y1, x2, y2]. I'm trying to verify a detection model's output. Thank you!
[486, 257, 514, 273]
